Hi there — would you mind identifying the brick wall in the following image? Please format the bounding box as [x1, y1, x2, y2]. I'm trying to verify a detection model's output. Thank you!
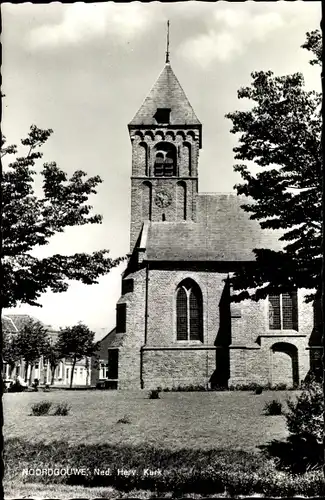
[117, 268, 147, 389]
[146, 269, 228, 346]
[115, 264, 314, 389]
[129, 128, 200, 250]
[142, 348, 215, 389]
[142, 269, 227, 388]
[229, 288, 313, 387]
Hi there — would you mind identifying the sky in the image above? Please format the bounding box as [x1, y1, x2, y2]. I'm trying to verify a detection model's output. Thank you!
[2, 1, 321, 340]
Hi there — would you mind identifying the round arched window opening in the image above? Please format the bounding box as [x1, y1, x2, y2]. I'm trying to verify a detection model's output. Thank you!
[154, 142, 177, 177]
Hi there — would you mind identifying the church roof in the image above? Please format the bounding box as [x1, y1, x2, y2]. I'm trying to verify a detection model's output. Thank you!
[129, 63, 201, 127]
[2, 314, 58, 337]
[102, 327, 126, 348]
[144, 194, 283, 262]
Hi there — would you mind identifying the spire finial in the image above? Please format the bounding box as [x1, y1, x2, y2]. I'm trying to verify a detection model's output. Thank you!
[166, 20, 170, 64]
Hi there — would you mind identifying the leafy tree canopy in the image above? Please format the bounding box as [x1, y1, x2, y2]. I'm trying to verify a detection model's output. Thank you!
[57, 323, 99, 387]
[14, 318, 50, 383]
[2, 331, 21, 369]
[1, 125, 123, 309]
[14, 319, 48, 364]
[226, 30, 322, 302]
[43, 338, 63, 385]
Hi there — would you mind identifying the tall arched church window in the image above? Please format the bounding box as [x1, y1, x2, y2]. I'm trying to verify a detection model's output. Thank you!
[154, 142, 177, 177]
[176, 279, 203, 341]
[176, 287, 187, 341]
[142, 181, 152, 220]
[176, 181, 187, 221]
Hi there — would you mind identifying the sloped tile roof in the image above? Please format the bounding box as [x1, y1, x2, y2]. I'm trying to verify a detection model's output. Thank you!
[2, 316, 19, 334]
[145, 193, 283, 262]
[2, 314, 58, 337]
[3, 314, 38, 332]
[103, 327, 126, 348]
[129, 63, 201, 126]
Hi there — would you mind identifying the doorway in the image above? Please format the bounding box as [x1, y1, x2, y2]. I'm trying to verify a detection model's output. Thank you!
[271, 342, 299, 387]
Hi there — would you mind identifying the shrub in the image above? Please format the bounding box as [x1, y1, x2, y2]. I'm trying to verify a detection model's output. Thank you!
[116, 415, 131, 424]
[263, 399, 282, 415]
[228, 382, 292, 391]
[31, 378, 39, 392]
[148, 389, 160, 399]
[228, 383, 264, 392]
[30, 401, 52, 416]
[285, 377, 323, 443]
[272, 383, 287, 390]
[53, 402, 71, 416]
[162, 384, 207, 392]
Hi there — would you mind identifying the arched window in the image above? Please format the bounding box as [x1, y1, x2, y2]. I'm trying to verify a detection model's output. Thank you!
[176, 181, 187, 221]
[176, 279, 203, 341]
[116, 304, 126, 333]
[154, 142, 177, 177]
[142, 181, 152, 220]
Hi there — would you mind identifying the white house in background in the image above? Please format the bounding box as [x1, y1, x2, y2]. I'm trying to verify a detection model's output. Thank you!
[2, 314, 91, 387]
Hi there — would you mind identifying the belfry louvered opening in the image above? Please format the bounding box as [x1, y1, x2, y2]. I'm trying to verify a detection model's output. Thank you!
[154, 142, 177, 177]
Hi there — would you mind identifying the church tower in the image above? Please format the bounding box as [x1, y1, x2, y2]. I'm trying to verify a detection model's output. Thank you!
[128, 25, 202, 251]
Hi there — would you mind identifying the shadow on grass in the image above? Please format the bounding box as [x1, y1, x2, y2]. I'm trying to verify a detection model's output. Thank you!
[259, 435, 323, 474]
[5, 437, 325, 496]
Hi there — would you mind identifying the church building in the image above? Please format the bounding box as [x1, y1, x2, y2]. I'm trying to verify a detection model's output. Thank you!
[99, 53, 319, 390]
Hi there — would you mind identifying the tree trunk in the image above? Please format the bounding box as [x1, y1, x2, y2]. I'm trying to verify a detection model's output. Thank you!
[24, 362, 29, 383]
[29, 363, 34, 386]
[51, 366, 56, 385]
[70, 358, 76, 388]
[86, 357, 90, 386]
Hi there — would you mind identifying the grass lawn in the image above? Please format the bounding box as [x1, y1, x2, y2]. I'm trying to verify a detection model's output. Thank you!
[3, 482, 229, 499]
[3, 389, 295, 451]
[4, 389, 323, 498]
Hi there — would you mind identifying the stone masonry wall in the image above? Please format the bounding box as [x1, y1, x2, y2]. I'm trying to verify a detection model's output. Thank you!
[142, 269, 228, 388]
[229, 289, 313, 386]
[116, 263, 314, 389]
[117, 267, 147, 389]
[129, 128, 200, 250]
[142, 348, 215, 389]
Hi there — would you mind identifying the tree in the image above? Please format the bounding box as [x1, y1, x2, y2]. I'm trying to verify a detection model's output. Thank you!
[301, 29, 322, 66]
[225, 30, 322, 303]
[286, 377, 323, 445]
[43, 339, 63, 385]
[15, 319, 49, 384]
[57, 323, 99, 388]
[1, 124, 124, 311]
[2, 332, 20, 378]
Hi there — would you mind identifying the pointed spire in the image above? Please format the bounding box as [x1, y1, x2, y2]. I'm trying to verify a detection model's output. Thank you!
[128, 64, 201, 126]
[165, 20, 170, 64]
